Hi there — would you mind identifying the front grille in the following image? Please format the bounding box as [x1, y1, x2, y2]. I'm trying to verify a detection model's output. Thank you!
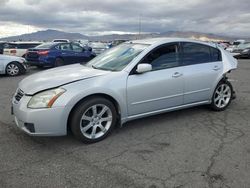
[15, 89, 24, 102]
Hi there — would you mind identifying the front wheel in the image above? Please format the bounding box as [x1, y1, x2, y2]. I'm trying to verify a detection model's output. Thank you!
[70, 97, 117, 143]
[210, 80, 233, 111]
[6, 62, 21, 76]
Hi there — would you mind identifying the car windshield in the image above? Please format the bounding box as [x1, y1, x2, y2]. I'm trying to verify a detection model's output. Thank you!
[85, 43, 148, 71]
[35, 43, 54, 49]
[90, 43, 107, 48]
[237, 43, 250, 49]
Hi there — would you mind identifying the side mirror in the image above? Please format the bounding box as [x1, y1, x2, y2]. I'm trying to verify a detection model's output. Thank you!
[136, 64, 152, 74]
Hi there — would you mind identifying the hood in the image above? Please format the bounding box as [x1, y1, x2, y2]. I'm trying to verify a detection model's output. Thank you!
[19, 64, 109, 95]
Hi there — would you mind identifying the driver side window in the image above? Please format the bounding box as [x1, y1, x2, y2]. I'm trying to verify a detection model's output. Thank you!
[141, 43, 179, 71]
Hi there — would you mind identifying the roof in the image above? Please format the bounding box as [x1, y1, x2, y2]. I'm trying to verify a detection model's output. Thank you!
[129, 37, 217, 48]
[9, 41, 42, 44]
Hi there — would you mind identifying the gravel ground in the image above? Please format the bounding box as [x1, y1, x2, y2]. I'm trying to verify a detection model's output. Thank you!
[0, 60, 249, 188]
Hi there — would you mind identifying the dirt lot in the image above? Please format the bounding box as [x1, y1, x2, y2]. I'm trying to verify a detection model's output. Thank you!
[0, 60, 250, 188]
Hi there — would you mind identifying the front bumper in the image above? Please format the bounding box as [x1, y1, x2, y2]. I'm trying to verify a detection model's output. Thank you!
[12, 95, 68, 136]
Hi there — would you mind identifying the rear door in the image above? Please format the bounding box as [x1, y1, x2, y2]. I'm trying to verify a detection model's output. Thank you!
[127, 43, 184, 116]
[71, 43, 90, 63]
[58, 43, 75, 64]
[180, 42, 223, 104]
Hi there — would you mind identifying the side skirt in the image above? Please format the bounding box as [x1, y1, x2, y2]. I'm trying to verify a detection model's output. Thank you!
[121, 100, 211, 125]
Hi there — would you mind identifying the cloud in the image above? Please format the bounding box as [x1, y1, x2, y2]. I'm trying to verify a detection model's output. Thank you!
[0, 0, 250, 37]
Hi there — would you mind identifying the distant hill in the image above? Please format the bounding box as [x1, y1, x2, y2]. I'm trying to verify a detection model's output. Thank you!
[0, 29, 88, 41]
[0, 29, 248, 42]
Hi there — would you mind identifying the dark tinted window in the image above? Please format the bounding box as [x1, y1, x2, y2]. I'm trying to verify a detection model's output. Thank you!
[210, 47, 222, 61]
[4, 43, 17, 49]
[182, 42, 211, 65]
[16, 43, 41, 49]
[141, 44, 179, 70]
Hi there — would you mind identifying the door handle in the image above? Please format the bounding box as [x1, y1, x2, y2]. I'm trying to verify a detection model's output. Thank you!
[213, 66, 220, 71]
[172, 72, 183, 78]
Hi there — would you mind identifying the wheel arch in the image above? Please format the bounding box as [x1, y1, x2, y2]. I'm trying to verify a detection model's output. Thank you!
[54, 56, 65, 66]
[210, 71, 231, 100]
[66, 93, 121, 134]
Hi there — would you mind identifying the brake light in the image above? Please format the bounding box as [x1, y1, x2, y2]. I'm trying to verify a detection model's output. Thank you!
[37, 50, 49, 56]
[10, 49, 16, 54]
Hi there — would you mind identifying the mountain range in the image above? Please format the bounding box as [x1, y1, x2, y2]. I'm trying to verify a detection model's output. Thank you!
[0, 29, 248, 42]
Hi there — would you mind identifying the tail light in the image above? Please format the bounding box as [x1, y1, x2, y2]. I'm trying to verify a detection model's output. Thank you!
[10, 49, 16, 54]
[37, 50, 49, 56]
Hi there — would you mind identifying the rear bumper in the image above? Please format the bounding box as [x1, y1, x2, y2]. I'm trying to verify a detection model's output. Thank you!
[26, 61, 44, 66]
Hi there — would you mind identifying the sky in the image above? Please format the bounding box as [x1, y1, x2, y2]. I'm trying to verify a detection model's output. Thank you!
[0, 0, 250, 38]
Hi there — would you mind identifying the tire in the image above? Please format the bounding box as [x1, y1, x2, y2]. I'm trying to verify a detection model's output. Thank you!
[54, 58, 64, 67]
[210, 80, 233, 111]
[70, 97, 117, 143]
[6, 62, 21, 76]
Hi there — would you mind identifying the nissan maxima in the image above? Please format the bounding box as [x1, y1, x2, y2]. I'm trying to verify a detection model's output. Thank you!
[12, 38, 237, 143]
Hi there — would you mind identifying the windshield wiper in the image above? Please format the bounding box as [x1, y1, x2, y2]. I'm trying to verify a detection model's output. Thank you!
[92, 65, 100, 69]
[91, 65, 114, 71]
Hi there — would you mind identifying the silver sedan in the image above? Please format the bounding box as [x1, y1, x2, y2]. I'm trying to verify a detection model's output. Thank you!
[12, 38, 237, 143]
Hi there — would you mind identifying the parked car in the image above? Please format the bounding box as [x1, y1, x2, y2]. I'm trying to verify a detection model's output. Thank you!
[25, 42, 96, 68]
[52, 39, 70, 43]
[0, 54, 27, 76]
[233, 43, 250, 59]
[12, 38, 237, 143]
[226, 40, 245, 53]
[0, 41, 8, 54]
[88, 42, 109, 55]
[112, 39, 128, 46]
[3, 41, 42, 57]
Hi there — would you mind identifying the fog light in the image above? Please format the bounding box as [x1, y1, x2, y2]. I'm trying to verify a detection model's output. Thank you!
[24, 123, 35, 133]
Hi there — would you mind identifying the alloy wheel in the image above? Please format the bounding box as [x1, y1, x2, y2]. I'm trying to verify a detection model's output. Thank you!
[80, 104, 113, 139]
[214, 84, 232, 109]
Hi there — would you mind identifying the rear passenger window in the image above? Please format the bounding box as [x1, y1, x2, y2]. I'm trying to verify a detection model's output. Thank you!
[59, 44, 72, 51]
[210, 47, 222, 61]
[182, 42, 211, 65]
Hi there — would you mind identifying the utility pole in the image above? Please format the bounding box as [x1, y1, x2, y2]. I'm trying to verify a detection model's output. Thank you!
[138, 14, 141, 39]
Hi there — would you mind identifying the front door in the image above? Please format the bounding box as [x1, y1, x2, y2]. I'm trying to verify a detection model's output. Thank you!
[127, 43, 184, 116]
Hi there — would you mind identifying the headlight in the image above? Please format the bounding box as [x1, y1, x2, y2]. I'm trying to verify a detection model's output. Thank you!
[28, 88, 66, 109]
[242, 49, 250, 53]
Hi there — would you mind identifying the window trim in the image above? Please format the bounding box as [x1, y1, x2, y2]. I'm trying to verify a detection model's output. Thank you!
[129, 42, 181, 75]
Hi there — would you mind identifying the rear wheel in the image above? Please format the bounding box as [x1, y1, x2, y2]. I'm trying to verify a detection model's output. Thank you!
[6, 62, 21, 76]
[70, 97, 117, 143]
[210, 80, 233, 111]
[55, 58, 64, 67]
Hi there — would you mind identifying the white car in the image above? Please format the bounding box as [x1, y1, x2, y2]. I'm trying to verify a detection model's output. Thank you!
[0, 54, 27, 76]
[3, 42, 42, 57]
